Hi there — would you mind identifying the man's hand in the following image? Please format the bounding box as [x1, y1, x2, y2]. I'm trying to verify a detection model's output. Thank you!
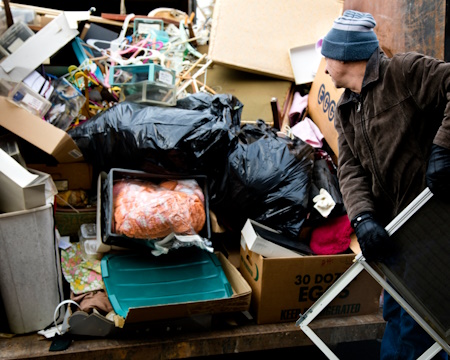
[426, 144, 450, 200]
[352, 212, 390, 262]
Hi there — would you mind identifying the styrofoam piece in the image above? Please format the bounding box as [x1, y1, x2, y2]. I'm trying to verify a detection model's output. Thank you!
[0, 204, 64, 334]
[0, 11, 90, 82]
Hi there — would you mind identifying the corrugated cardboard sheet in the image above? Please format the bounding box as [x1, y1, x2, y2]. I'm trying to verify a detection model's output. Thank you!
[208, 0, 343, 80]
[307, 58, 344, 156]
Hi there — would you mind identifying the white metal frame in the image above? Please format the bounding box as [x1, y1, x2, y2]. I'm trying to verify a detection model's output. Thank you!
[296, 188, 450, 359]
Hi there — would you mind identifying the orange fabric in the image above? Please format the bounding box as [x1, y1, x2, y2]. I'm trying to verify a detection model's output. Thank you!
[113, 179, 206, 239]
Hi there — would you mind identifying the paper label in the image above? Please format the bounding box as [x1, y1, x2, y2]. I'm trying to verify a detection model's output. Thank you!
[158, 70, 173, 85]
[22, 93, 44, 111]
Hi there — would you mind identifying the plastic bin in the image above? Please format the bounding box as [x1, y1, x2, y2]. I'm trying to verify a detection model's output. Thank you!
[101, 247, 232, 318]
[8, 81, 52, 118]
[109, 63, 176, 86]
[0, 204, 64, 334]
[0, 20, 34, 54]
[119, 81, 177, 106]
[101, 168, 211, 250]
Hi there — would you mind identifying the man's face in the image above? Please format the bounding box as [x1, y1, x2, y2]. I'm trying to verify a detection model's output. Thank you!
[324, 58, 347, 89]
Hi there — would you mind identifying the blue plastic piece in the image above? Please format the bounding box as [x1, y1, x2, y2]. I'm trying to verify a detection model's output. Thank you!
[101, 248, 232, 318]
[71, 37, 104, 82]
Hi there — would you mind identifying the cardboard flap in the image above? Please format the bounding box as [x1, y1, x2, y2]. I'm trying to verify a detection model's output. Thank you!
[208, 0, 342, 80]
[0, 97, 83, 163]
[307, 58, 344, 156]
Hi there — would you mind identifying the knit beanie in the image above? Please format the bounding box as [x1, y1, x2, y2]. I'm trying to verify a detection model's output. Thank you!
[321, 10, 379, 61]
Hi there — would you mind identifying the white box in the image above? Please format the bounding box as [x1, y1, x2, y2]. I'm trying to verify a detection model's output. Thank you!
[289, 43, 323, 85]
[0, 204, 64, 334]
[0, 11, 90, 82]
[241, 219, 303, 258]
[0, 165, 55, 213]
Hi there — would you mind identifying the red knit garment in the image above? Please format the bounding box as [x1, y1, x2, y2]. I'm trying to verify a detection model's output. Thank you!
[309, 215, 353, 255]
[113, 179, 206, 239]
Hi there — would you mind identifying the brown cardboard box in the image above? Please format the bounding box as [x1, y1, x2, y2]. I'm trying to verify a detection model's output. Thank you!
[239, 243, 381, 324]
[208, 0, 342, 81]
[66, 251, 252, 337]
[28, 162, 93, 191]
[306, 57, 344, 156]
[0, 97, 84, 163]
[193, 44, 293, 125]
[28, 162, 95, 236]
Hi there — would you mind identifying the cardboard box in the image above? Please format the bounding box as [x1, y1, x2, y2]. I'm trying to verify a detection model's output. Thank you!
[0, 12, 90, 82]
[196, 51, 293, 124]
[121, 251, 252, 324]
[0, 97, 84, 163]
[208, 0, 342, 81]
[64, 251, 251, 337]
[306, 57, 344, 156]
[240, 243, 381, 324]
[28, 162, 93, 191]
[28, 162, 95, 237]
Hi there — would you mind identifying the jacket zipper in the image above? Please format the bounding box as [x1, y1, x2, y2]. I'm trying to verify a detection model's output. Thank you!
[359, 97, 395, 206]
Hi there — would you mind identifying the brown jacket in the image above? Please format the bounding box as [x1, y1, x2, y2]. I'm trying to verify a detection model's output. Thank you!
[335, 49, 450, 225]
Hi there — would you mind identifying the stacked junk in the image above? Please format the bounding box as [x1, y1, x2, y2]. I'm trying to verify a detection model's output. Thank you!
[0, 0, 382, 347]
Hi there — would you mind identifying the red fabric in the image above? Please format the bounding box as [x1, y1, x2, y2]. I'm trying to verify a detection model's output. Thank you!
[309, 215, 353, 255]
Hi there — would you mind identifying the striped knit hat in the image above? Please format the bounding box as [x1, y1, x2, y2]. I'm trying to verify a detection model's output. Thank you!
[321, 10, 379, 61]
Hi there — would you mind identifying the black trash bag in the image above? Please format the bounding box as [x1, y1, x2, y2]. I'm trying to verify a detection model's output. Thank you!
[68, 93, 242, 202]
[308, 155, 347, 225]
[214, 120, 315, 238]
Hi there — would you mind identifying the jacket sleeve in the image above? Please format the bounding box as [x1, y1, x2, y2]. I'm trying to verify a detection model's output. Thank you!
[401, 53, 450, 149]
[335, 108, 376, 221]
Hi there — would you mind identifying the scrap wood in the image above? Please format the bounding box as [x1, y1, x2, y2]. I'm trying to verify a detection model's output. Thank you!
[181, 74, 216, 95]
[176, 53, 207, 85]
[177, 58, 214, 96]
[101, 13, 180, 27]
[2, 0, 12, 27]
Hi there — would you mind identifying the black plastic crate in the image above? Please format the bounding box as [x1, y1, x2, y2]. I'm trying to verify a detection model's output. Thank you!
[101, 168, 211, 250]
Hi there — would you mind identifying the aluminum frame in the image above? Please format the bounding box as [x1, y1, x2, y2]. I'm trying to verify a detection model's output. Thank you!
[296, 188, 450, 359]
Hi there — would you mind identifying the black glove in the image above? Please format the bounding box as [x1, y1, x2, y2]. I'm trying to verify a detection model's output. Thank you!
[426, 144, 450, 201]
[351, 212, 390, 262]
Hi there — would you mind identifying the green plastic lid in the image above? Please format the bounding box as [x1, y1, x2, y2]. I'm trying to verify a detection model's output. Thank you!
[101, 248, 232, 318]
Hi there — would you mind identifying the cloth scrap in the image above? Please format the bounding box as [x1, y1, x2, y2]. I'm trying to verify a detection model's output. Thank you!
[61, 242, 104, 295]
[313, 188, 336, 218]
[291, 117, 324, 148]
[288, 92, 308, 126]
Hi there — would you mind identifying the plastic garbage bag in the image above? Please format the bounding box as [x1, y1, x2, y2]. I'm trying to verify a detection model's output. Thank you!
[308, 154, 346, 224]
[68, 93, 243, 201]
[214, 120, 315, 238]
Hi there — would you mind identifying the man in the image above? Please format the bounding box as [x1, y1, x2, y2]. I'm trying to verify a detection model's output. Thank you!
[320, 10, 450, 360]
